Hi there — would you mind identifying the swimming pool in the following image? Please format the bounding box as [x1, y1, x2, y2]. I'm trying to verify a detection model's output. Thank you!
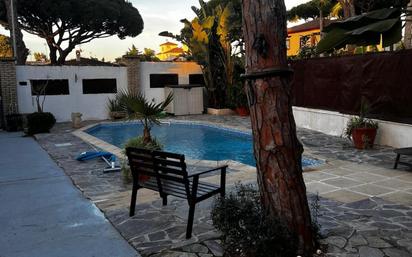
[87, 122, 322, 168]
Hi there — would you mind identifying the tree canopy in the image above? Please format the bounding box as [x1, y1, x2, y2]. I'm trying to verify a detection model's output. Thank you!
[287, 0, 338, 21]
[0, 0, 144, 64]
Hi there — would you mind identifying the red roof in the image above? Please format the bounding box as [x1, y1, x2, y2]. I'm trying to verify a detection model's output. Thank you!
[288, 19, 336, 34]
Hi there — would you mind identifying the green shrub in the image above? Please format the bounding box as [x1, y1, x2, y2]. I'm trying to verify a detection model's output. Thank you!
[211, 184, 298, 257]
[121, 136, 163, 183]
[123, 136, 163, 151]
[26, 112, 56, 135]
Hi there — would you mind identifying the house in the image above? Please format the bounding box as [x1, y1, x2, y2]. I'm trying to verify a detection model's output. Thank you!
[287, 19, 335, 57]
[156, 42, 185, 61]
[287, 19, 384, 56]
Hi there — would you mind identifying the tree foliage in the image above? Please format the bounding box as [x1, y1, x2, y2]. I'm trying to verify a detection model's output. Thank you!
[123, 45, 160, 62]
[0, 0, 144, 64]
[0, 34, 12, 57]
[160, 0, 242, 108]
[33, 52, 48, 62]
[317, 7, 404, 53]
[287, 0, 338, 21]
[287, 0, 408, 21]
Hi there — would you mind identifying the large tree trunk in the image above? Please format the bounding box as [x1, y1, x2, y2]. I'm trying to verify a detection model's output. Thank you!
[3, 0, 28, 64]
[242, 0, 314, 255]
[405, 0, 412, 49]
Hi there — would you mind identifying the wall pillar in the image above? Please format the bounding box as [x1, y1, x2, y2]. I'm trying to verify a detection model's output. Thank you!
[0, 58, 18, 127]
[122, 56, 141, 93]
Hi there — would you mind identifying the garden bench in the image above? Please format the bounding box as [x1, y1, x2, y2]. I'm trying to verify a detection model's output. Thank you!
[393, 147, 412, 169]
[126, 147, 227, 239]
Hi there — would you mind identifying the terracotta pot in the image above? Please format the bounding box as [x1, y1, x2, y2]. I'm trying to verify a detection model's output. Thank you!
[235, 106, 250, 116]
[109, 111, 127, 120]
[351, 127, 377, 149]
[139, 174, 150, 183]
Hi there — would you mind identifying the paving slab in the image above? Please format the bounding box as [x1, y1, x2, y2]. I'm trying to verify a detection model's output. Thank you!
[0, 132, 139, 257]
[321, 190, 368, 203]
[31, 118, 412, 257]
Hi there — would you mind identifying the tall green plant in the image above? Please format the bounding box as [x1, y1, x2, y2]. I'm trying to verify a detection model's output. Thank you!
[117, 90, 173, 144]
[160, 0, 241, 108]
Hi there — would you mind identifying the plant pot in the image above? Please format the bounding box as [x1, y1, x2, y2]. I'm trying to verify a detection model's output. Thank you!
[207, 108, 235, 115]
[139, 174, 150, 183]
[109, 111, 127, 120]
[235, 106, 250, 116]
[351, 127, 377, 149]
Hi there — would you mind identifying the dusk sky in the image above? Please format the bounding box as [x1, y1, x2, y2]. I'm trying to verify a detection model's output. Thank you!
[0, 0, 309, 61]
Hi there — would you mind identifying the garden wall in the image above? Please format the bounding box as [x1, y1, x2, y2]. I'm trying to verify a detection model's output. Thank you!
[15, 62, 203, 122]
[293, 106, 412, 148]
[16, 65, 128, 121]
[290, 50, 412, 124]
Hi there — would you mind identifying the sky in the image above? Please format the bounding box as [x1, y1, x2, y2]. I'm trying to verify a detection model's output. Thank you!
[0, 0, 310, 62]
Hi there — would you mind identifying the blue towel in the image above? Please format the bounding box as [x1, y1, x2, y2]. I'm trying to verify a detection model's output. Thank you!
[76, 151, 116, 162]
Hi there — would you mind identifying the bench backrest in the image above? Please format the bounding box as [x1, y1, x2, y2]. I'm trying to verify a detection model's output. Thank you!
[126, 147, 189, 184]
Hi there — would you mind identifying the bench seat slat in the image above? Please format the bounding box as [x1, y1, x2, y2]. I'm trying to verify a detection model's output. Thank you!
[141, 178, 219, 198]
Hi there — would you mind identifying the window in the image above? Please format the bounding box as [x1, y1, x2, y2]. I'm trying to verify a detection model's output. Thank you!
[31, 79, 70, 95]
[82, 79, 117, 94]
[150, 74, 178, 88]
[189, 74, 205, 85]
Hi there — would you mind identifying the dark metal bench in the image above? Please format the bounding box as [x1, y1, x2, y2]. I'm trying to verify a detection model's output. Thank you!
[393, 147, 412, 169]
[126, 147, 227, 239]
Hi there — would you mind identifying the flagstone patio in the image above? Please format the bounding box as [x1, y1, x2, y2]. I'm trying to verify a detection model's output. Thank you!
[35, 115, 412, 257]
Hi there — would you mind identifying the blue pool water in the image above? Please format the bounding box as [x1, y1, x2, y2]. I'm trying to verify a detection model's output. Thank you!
[87, 122, 322, 168]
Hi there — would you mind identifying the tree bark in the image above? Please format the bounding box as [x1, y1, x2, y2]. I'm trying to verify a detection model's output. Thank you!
[142, 126, 152, 145]
[3, 0, 28, 64]
[405, 0, 412, 49]
[48, 43, 57, 64]
[242, 0, 314, 255]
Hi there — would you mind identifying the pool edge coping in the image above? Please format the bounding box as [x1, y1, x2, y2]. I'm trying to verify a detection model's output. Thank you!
[73, 119, 327, 171]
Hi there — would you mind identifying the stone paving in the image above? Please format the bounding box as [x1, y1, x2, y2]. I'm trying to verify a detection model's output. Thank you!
[34, 115, 412, 257]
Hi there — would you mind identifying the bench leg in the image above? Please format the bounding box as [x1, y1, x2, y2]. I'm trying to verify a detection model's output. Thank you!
[186, 204, 196, 239]
[162, 195, 168, 206]
[220, 188, 225, 198]
[394, 154, 400, 169]
[129, 183, 138, 217]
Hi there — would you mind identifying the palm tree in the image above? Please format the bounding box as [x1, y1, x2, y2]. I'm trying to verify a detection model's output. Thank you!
[117, 90, 173, 144]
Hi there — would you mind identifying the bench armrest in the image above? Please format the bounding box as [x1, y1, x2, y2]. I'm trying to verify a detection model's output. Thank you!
[187, 165, 228, 178]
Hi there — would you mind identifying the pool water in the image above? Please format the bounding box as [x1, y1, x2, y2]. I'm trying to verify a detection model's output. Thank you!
[87, 122, 322, 168]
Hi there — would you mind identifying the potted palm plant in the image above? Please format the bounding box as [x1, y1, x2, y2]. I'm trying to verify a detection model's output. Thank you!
[117, 89, 173, 182]
[344, 102, 378, 149]
[118, 90, 173, 144]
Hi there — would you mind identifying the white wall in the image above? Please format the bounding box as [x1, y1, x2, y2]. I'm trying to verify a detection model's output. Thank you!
[140, 62, 203, 104]
[16, 65, 127, 122]
[293, 106, 412, 148]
